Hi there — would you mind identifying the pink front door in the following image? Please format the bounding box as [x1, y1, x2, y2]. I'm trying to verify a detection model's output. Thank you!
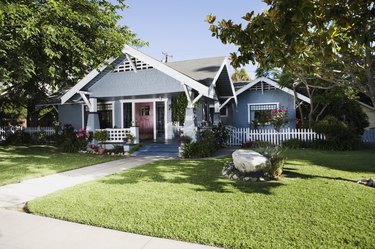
[135, 102, 153, 140]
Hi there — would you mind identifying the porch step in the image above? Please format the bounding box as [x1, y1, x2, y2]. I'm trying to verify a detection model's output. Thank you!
[133, 143, 179, 157]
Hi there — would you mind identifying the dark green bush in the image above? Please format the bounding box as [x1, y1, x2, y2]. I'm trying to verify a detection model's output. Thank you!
[314, 115, 361, 150]
[212, 122, 229, 147]
[60, 124, 87, 152]
[253, 145, 286, 179]
[5, 130, 33, 145]
[241, 140, 274, 149]
[182, 129, 218, 158]
[282, 139, 302, 149]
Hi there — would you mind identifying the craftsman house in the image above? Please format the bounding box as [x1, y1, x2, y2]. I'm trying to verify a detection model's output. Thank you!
[58, 45, 236, 142]
[57, 46, 313, 143]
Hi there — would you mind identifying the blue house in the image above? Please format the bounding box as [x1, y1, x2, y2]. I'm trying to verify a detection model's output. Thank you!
[229, 77, 310, 129]
[56, 46, 310, 143]
[58, 46, 236, 142]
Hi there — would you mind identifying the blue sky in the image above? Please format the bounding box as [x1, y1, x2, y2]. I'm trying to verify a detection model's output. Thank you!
[114, 0, 267, 78]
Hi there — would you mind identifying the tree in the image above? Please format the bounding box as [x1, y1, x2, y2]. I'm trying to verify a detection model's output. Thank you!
[207, 0, 375, 109]
[231, 68, 251, 82]
[0, 0, 145, 126]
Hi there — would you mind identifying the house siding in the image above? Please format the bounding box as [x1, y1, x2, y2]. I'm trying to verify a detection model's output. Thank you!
[58, 104, 83, 130]
[232, 89, 296, 128]
[88, 68, 184, 98]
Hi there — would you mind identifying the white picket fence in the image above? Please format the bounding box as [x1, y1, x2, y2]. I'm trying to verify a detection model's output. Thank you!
[0, 126, 55, 141]
[227, 127, 325, 146]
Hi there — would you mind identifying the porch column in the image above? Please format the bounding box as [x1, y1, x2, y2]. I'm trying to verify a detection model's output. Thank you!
[213, 101, 221, 126]
[86, 97, 100, 131]
[183, 107, 197, 142]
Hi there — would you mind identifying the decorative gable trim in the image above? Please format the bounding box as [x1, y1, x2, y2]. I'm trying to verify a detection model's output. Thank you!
[235, 77, 311, 104]
[61, 45, 215, 104]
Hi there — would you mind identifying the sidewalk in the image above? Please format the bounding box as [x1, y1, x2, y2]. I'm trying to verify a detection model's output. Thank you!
[0, 155, 221, 249]
[0, 156, 164, 208]
[0, 209, 218, 249]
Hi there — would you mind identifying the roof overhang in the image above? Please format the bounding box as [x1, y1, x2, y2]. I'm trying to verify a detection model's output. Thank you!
[236, 77, 311, 104]
[61, 45, 215, 104]
[210, 57, 237, 108]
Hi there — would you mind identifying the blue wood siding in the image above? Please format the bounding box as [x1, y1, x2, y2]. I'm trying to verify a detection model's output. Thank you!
[232, 89, 296, 128]
[88, 68, 184, 98]
[58, 104, 83, 130]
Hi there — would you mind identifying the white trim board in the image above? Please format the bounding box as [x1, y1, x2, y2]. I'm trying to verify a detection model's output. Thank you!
[236, 77, 311, 104]
[61, 46, 218, 104]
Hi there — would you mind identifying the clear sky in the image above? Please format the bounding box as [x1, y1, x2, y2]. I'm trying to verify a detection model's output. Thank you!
[114, 0, 268, 78]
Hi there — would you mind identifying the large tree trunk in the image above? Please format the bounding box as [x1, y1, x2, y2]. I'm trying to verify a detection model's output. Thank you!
[365, 45, 375, 108]
[26, 100, 39, 127]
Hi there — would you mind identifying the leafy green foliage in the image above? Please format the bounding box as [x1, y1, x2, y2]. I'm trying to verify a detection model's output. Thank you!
[182, 130, 218, 158]
[231, 68, 251, 82]
[208, 0, 375, 109]
[253, 145, 285, 179]
[0, 0, 145, 124]
[314, 115, 361, 150]
[170, 93, 188, 124]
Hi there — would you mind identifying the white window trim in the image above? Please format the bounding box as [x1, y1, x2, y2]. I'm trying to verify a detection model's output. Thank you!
[247, 102, 279, 124]
[81, 101, 115, 129]
[120, 98, 168, 140]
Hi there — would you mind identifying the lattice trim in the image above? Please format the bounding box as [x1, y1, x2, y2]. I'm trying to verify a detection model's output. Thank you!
[250, 82, 276, 91]
[113, 56, 153, 73]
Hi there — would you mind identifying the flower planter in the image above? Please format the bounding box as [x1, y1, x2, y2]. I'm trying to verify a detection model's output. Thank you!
[123, 144, 134, 152]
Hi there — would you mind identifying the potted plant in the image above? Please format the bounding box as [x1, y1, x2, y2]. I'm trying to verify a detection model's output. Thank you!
[93, 130, 108, 154]
[126, 133, 134, 144]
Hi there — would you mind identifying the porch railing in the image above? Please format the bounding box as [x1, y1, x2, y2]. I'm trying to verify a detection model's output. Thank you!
[96, 127, 139, 144]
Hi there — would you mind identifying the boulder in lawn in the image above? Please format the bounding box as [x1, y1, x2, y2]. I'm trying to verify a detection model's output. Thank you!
[232, 149, 269, 173]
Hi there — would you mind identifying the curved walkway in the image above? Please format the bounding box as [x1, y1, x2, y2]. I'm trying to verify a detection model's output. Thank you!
[0, 155, 220, 249]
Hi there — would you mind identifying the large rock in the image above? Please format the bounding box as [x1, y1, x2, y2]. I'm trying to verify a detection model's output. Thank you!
[232, 149, 269, 173]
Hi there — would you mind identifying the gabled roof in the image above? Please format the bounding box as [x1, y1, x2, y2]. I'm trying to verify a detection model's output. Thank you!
[236, 77, 311, 104]
[62, 46, 231, 104]
[167, 57, 226, 86]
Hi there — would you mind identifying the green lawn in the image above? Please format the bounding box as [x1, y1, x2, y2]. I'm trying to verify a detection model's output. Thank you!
[27, 149, 375, 248]
[0, 145, 119, 186]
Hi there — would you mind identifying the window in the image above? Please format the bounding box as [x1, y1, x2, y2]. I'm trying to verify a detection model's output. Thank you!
[83, 103, 113, 129]
[220, 107, 228, 117]
[123, 103, 132, 128]
[140, 106, 150, 116]
[248, 103, 278, 125]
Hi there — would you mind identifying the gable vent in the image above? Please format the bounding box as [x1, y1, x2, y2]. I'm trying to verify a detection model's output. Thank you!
[250, 82, 276, 91]
[113, 56, 153, 73]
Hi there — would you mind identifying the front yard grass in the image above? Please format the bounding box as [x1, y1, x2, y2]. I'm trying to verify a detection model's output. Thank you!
[27, 149, 375, 248]
[0, 145, 119, 186]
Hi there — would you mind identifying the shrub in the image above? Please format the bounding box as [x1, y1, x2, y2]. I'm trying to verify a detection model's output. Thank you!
[60, 124, 88, 153]
[314, 115, 361, 150]
[212, 122, 229, 147]
[182, 129, 218, 158]
[93, 130, 108, 147]
[254, 145, 286, 179]
[241, 140, 273, 149]
[5, 130, 33, 145]
[282, 139, 302, 149]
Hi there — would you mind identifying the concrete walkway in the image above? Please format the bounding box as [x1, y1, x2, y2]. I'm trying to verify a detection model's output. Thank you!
[0, 156, 221, 249]
[0, 156, 164, 208]
[0, 209, 218, 249]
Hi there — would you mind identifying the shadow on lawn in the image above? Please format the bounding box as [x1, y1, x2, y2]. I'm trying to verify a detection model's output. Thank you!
[283, 167, 358, 183]
[100, 159, 284, 195]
